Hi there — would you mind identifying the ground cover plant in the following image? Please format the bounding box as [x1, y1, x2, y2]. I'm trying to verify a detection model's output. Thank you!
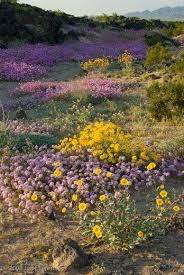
[0, 38, 146, 81]
[0, 2, 184, 274]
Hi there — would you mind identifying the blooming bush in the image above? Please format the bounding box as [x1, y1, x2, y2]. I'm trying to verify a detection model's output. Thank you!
[81, 183, 184, 250]
[0, 62, 47, 81]
[81, 57, 111, 72]
[55, 121, 161, 164]
[118, 51, 134, 65]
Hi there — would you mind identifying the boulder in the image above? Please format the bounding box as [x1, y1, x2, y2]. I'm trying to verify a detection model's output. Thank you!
[51, 238, 89, 272]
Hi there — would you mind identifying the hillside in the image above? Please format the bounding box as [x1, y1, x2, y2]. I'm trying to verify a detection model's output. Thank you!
[0, 2, 166, 46]
[126, 6, 184, 21]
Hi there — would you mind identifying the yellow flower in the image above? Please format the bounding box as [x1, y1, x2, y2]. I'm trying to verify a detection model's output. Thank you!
[160, 185, 165, 189]
[106, 172, 113, 177]
[137, 231, 144, 238]
[59, 198, 64, 204]
[95, 231, 103, 239]
[75, 179, 83, 187]
[156, 198, 164, 206]
[61, 207, 67, 214]
[90, 211, 96, 216]
[92, 225, 102, 234]
[78, 202, 87, 212]
[51, 192, 57, 199]
[132, 155, 137, 162]
[95, 168, 102, 175]
[160, 190, 168, 198]
[72, 194, 78, 202]
[54, 161, 61, 167]
[167, 199, 172, 205]
[53, 169, 63, 177]
[31, 194, 38, 202]
[43, 253, 49, 261]
[147, 162, 156, 171]
[173, 205, 181, 212]
[120, 178, 129, 186]
[140, 152, 149, 161]
[99, 194, 106, 201]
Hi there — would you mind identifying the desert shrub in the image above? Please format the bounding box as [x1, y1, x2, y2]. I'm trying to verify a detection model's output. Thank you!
[171, 52, 184, 74]
[147, 81, 184, 121]
[117, 51, 135, 76]
[144, 43, 172, 68]
[81, 57, 111, 72]
[0, 127, 58, 157]
[53, 101, 95, 136]
[162, 22, 184, 37]
[80, 188, 176, 251]
[145, 31, 178, 47]
[14, 132, 58, 150]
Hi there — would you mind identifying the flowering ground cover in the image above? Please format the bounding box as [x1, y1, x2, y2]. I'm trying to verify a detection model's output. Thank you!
[15, 77, 135, 102]
[0, 32, 146, 81]
[0, 122, 183, 222]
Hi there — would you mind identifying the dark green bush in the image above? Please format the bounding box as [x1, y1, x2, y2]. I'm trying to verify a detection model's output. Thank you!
[144, 31, 178, 47]
[144, 43, 172, 68]
[0, 129, 58, 155]
[147, 81, 184, 121]
[162, 22, 184, 37]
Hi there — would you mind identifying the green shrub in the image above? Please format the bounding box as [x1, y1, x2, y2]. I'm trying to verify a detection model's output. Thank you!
[80, 190, 169, 251]
[171, 52, 184, 74]
[147, 81, 184, 121]
[144, 43, 172, 68]
[0, 128, 58, 158]
[14, 132, 58, 150]
[145, 31, 178, 47]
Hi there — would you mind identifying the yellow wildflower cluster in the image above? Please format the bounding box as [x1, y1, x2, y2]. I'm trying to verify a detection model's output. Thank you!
[81, 57, 111, 72]
[55, 122, 160, 165]
[92, 225, 103, 239]
[118, 51, 134, 65]
[156, 186, 182, 214]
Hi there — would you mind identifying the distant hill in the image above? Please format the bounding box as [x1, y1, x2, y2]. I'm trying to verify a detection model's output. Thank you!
[126, 6, 184, 21]
[0, 2, 167, 46]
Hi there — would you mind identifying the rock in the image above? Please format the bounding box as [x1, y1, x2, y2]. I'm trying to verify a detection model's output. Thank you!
[51, 238, 89, 272]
